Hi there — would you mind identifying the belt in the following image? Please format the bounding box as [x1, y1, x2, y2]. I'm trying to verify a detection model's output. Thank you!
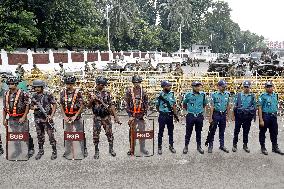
[65, 113, 76, 117]
[263, 112, 277, 116]
[214, 110, 227, 115]
[159, 112, 173, 116]
[188, 112, 203, 117]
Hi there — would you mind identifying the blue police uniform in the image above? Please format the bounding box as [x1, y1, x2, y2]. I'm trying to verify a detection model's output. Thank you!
[258, 91, 279, 147]
[209, 90, 230, 148]
[233, 92, 256, 146]
[183, 91, 208, 147]
[156, 90, 176, 148]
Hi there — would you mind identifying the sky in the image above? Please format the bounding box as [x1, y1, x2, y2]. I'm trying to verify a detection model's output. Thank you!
[222, 0, 284, 41]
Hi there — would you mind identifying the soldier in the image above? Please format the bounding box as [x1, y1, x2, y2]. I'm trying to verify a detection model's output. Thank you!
[84, 61, 90, 73]
[173, 63, 183, 76]
[232, 81, 256, 153]
[31, 63, 42, 75]
[182, 81, 208, 154]
[156, 80, 179, 155]
[125, 75, 149, 156]
[88, 76, 121, 159]
[15, 63, 25, 79]
[60, 76, 88, 158]
[258, 81, 284, 155]
[3, 76, 35, 158]
[30, 80, 57, 160]
[59, 62, 65, 76]
[208, 80, 230, 153]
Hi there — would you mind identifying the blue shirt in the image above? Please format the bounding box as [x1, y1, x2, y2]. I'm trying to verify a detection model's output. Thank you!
[183, 91, 208, 114]
[258, 92, 278, 113]
[234, 92, 256, 109]
[210, 91, 230, 112]
[156, 91, 176, 113]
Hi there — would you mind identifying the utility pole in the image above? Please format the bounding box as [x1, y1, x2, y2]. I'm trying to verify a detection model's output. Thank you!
[107, 5, 111, 52]
[179, 24, 182, 58]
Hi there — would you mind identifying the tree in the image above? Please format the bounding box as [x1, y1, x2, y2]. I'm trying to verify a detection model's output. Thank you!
[0, 5, 39, 51]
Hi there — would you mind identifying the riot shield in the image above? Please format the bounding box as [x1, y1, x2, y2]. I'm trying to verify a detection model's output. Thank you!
[131, 119, 154, 157]
[6, 119, 29, 161]
[63, 119, 85, 160]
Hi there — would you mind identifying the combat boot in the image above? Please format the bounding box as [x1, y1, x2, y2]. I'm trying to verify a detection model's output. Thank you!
[94, 144, 99, 159]
[183, 145, 188, 154]
[261, 146, 268, 155]
[169, 145, 176, 154]
[158, 146, 162, 155]
[243, 144, 250, 153]
[84, 148, 88, 158]
[272, 145, 284, 155]
[219, 146, 229, 153]
[51, 146, 57, 160]
[109, 143, 116, 157]
[232, 144, 237, 152]
[35, 147, 44, 160]
[0, 145, 4, 156]
[28, 148, 35, 158]
[197, 145, 204, 154]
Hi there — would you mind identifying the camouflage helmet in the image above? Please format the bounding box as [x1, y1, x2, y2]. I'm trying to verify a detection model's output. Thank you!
[32, 79, 45, 87]
[6, 76, 19, 85]
[132, 75, 143, 83]
[64, 75, 76, 84]
[96, 76, 108, 85]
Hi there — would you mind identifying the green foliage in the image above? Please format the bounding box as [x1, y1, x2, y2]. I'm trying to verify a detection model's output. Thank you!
[0, 0, 266, 52]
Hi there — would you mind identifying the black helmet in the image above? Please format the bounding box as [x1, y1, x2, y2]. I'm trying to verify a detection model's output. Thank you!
[96, 76, 108, 85]
[6, 76, 19, 85]
[32, 79, 45, 87]
[64, 76, 76, 84]
[132, 75, 143, 83]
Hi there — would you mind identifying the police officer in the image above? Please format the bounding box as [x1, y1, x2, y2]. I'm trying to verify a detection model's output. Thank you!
[156, 80, 178, 155]
[208, 80, 230, 153]
[60, 76, 88, 158]
[88, 76, 121, 159]
[182, 81, 207, 154]
[258, 81, 284, 155]
[30, 80, 57, 160]
[125, 75, 149, 155]
[3, 76, 35, 158]
[232, 81, 256, 153]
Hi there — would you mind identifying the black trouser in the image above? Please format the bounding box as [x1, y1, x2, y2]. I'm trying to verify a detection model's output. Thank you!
[259, 113, 278, 147]
[233, 114, 253, 145]
[158, 112, 174, 147]
[185, 113, 204, 146]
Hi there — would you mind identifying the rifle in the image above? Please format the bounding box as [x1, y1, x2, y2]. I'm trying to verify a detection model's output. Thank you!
[205, 121, 217, 147]
[158, 95, 179, 122]
[128, 119, 135, 156]
[32, 98, 56, 131]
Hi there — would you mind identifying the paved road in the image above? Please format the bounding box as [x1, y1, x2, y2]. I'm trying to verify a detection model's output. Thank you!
[0, 64, 283, 189]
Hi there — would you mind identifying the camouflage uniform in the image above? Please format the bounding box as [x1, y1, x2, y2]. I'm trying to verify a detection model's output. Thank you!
[15, 65, 25, 78]
[31, 92, 56, 147]
[125, 86, 149, 153]
[60, 89, 86, 154]
[3, 89, 34, 156]
[89, 89, 114, 145]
